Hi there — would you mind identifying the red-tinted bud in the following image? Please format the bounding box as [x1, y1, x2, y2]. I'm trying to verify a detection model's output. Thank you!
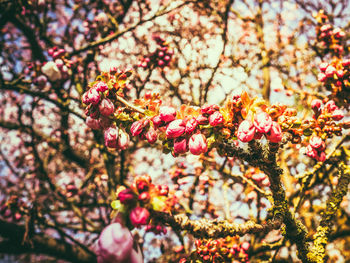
[325, 100, 338, 112]
[104, 127, 119, 148]
[130, 120, 145, 136]
[311, 99, 322, 112]
[241, 242, 250, 251]
[138, 192, 150, 202]
[317, 73, 327, 82]
[196, 114, 208, 125]
[319, 62, 328, 72]
[209, 111, 224, 126]
[129, 207, 150, 227]
[254, 112, 272, 133]
[159, 106, 176, 122]
[145, 126, 158, 144]
[99, 98, 115, 116]
[189, 133, 208, 155]
[325, 65, 336, 78]
[266, 121, 282, 143]
[201, 104, 219, 115]
[86, 116, 102, 130]
[166, 119, 185, 138]
[118, 188, 135, 204]
[332, 109, 344, 121]
[174, 138, 187, 154]
[185, 118, 198, 134]
[237, 120, 255, 142]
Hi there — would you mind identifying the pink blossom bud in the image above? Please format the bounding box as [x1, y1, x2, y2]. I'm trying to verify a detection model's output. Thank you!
[332, 109, 344, 121]
[311, 99, 322, 111]
[87, 88, 101, 105]
[309, 135, 324, 150]
[306, 145, 317, 159]
[145, 127, 158, 144]
[130, 120, 144, 136]
[118, 189, 135, 204]
[159, 106, 176, 122]
[152, 115, 163, 127]
[117, 131, 130, 150]
[317, 151, 326, 162]
[266, 121, 282, 143]
[82, 91, 90, 105]
[319, 62, 328, 72]
[201, 104, 219, 115]
[342, 59, 350, 67]
[129, 207, 150, 227]
[189, 133, 208, 155]
[317, 73, 327, 82]
[99, 99, 115, 116]
[138, 192, 150, 202]
[86, 116, 101, 130]
[241, 242, 250, 251]
[97, 223, 133, 263]
[209, 111, 224, 126]
[94, 81, 109, 92]
[325, 100, 338, 112]
[166, 119, 185, 138]
[185, 118, 198, 134]
[237, 120, 255, 142]
[254, 112, 272, 133]
[336, 70, 344, 78]
[104, 127, 119, 148]
[174, 138, 187, 154]
[325, 65, 336, 78]
[196, 114, 208, 125]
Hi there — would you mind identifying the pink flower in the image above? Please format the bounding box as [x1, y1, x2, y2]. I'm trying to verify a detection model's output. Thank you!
[86, 116, 101, 130]
[209, 111, 224, 126]
[332, 109, 344, 121]
[254, 112, 272, 133]
[266, 121, 282, 143]
[237, 120, 255, 142]
[130, 120, 144, 136]
[325, 65, 336, 77]
[118, 189, 135, 204]
[145, 127, 158, 144]
[152, 115, 163, 127]
[309, 136, 325, 151]
[129, 207, 150, 227]
[319, 62, 328, 72]
[174, 138, 187, 154]
[166, 119, 185, 138]
[189, 133, 208, 155]
[87, 88, 101, 105]
[325, 100, 338, 112]
[201, 104, 219, 115]
[317, 73, 327, 82]
[305, 145, 317, 159]
[117, 131, 130, 150]
[185, 118, 198, 134]
[97, 223, 134, 263]
[94, 81, 108, 92]
[311, 99, 322, 111]
[159, 106, 176, 122]
[104, 127, 119, 148]
[99, 99, 115, 116]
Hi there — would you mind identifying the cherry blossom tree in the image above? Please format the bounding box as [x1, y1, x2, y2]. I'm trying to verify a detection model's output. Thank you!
[0, 0, 349, 262]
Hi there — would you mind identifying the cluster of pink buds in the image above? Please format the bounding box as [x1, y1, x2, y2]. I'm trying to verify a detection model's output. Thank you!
[138, 36, 174, 69]
[305, 135, 326, 162]
[112, 175, 173, 231]
[317, 59, 350, 106]
[314, 10, 345, 56]
[0, 196, 27, 222]
[237, 111, 282, 143]
[96, 223, 142, 263]
[180, 238, 250, 263]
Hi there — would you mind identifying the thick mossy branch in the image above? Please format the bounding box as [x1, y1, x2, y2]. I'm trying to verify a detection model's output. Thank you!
[152, 211, 282, 238]
[307, 163, 350, 263]
[221, 140, 311, 262]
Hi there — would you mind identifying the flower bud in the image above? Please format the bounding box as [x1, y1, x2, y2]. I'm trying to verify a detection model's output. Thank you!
[117, 131, 130, 150]
[305, 145, 317, 159]
[86, 116, 102, 130]
[254, 112, 272, 133]
[266, 121, 282, 143]
[319, 62, 328, 72]
[159, 106, 176, 122]
[311, 99, 322, 112]
[129, 207, 150, 227]
[332, 109, 344, 121]
[166, 119, 185, 138]
[94, 81, 108, 92]
[35, 75, 47, 88]
[130, 120, 144, 136]
[196, 114, 208, 125]
[237, 120, 255, 142]
[99, 99, 115, 116]
[174, 138, 187, 154]
[325, 100, 338, 112]
[145, 126, 158, 144]
[309, 135, 325, 150]
[325, 65, 336, 78]
[209, 111, 224, 126]
[87, 88, 101, 105]
[317, 73, 327, 82]
[152, 115, 163, 127]
[185, 118, 198, 134]
[241, 242, 250, 251]
[104, 127, 119, 148]
[138, 192, 150, 202]
[201, 104, 219, 115]
[97, 223, 133, 263]
[189, 133, 208, 155]
[118, 189, 135, 204]
[317, 151, 326, 162]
